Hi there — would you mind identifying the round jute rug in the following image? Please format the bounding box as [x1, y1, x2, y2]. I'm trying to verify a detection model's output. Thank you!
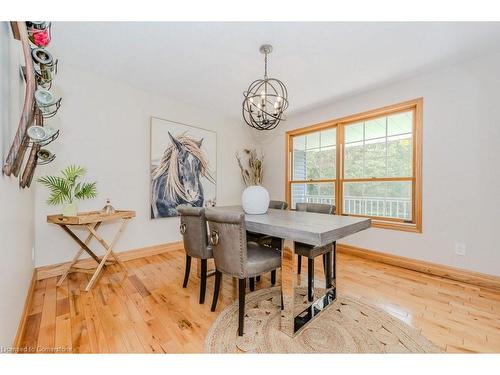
[205, 287, 440, 353]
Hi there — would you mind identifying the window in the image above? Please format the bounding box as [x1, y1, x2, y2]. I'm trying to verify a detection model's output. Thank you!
[290, 128, 336, 209]
[286, 98, 422, 232]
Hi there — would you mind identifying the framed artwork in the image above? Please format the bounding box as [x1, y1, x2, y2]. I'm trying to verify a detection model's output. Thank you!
[150, 117, 217, 219]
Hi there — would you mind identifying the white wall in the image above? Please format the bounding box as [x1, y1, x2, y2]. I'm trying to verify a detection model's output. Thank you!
[0, 22, 36, 347]
[257, 52, 500, 276]
[34, 63, 255, 267]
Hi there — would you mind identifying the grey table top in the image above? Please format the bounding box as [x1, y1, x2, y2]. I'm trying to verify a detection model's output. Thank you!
[211, 205, 371, 246]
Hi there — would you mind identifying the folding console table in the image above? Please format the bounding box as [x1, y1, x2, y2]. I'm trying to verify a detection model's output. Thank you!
[47, 210, 136, 291]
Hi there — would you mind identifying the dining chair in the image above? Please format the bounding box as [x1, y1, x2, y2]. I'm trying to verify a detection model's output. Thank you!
[246, 200, 288, 242]
[177, 205, 213, 304]
[206, 209, 281, 336]
[269, 200, 288, 210]
[246, 200, 287, 289]
[295, 202, 336, 302]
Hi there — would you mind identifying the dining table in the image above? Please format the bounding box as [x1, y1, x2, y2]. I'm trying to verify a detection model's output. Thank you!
[212, 205, 371, 337]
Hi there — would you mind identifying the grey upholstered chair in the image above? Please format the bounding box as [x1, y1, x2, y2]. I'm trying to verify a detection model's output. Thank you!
[206, 209, 281, 336]
[269, 200, 288, 210]
[177, 205, 213, 304]
[246, 199, 288, 248]
[246, 200, 288, 289]
[295, 202, 336, 302]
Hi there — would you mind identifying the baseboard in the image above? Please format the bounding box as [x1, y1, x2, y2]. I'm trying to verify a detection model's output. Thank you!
[12, 269, 36, 348]
[337, 243, 500, 291]
[35, 241, 184, 280]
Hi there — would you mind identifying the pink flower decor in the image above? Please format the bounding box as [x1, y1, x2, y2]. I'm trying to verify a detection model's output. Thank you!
[32, 30, 50, 47]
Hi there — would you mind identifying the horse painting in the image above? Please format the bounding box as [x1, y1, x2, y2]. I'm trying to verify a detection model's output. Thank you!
[151, 132, 215, 218]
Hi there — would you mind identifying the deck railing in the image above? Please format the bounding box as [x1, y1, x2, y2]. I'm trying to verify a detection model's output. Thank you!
[293, 195, 412, 220]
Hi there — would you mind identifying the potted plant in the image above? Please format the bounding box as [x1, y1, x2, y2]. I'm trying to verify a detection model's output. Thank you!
[37, 165, 97, 216]
[236, 149, 269, 214]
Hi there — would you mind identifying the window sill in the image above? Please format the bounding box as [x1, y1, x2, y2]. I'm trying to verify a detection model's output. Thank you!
[371, 220, 422, 233]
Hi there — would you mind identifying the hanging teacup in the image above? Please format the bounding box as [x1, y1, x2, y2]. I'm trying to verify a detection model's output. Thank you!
[27, 125, 59, 146]
[37, 149, 56, 165]
[32, 47, 58, 88]
[35, 88, 61, 118]
[27, 125, 48, 142]
[26, 21, 51, 47]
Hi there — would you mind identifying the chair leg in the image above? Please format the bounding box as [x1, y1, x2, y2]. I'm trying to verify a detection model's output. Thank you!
[238, 278, 246, 336]
[271, 269, 276, 285]
[307, 258, 314, 302]
[249, 277, 255, 291]
[199, 259, 207, 304]
[256, 275, 261, 282]
[211, 270, 222, 312]
[322, 253, 326, 275]
[297, 255, 302, 274]
[182, 255, 191, 288]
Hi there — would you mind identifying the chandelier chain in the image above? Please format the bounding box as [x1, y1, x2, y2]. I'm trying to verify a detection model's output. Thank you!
[264, 51, 268, 79]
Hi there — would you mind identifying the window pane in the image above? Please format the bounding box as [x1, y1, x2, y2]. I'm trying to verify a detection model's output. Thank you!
[317, 146, 336, 179]
[365, 117, 386, 140]
[320, 129, 336, 178]
[304, 149, 320, 179]
[292, 129, 336, 180]
[291, 182, 335, 209]
[344, 141, 364, 178]
[293, 135, 306, 151]
[321, 128, 336, 147]
[292, 135, 306, 180]
[343, 181, 412, 220]
[364, 138, 386, 177]
[344, 122, 363, 143]
[388, 111, 412, 136]
[306, 132, 320, 149]
[387, 134, 412, 177]
[343, 110, 413, 179]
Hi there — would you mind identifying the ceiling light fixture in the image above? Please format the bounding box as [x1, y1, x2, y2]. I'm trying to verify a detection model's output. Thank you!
[242, 44, 288, 131]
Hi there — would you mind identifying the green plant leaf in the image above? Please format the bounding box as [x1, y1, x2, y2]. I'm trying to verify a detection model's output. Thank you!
[37, 176, 71, 205]
[74, 182, 97, 200]
[61, 165, 86, 183]
[37, 165, 97, 206]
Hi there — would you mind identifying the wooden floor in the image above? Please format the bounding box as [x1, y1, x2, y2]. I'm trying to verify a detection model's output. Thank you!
[18, 249, 500, 353]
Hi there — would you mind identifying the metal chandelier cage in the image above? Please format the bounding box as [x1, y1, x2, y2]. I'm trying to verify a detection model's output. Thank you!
[242, 44, 289, 131]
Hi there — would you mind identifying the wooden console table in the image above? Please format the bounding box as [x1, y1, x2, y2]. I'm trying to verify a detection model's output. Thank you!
[47, 210, 136, 291]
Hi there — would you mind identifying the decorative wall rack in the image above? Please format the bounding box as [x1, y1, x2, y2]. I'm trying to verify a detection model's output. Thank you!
[2, 21, 62, 188]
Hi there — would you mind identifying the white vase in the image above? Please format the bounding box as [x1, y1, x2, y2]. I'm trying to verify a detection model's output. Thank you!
[241, 185, 270, 214]
[62, 202, 78, 217]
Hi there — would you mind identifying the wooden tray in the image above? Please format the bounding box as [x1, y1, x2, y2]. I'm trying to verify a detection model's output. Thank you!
[47, 210, 136, 225]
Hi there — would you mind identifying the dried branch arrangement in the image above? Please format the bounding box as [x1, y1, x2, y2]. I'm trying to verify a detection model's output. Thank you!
[236, 149, 264, 187]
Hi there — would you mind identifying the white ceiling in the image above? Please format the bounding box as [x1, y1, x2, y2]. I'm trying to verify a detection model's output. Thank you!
[51, 22, 500, 121]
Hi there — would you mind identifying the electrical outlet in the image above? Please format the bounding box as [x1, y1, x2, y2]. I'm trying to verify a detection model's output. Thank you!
[455, 242, 466, 256]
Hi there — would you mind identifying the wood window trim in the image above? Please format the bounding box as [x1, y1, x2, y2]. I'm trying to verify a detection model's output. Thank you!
[285, 98, 423, 233]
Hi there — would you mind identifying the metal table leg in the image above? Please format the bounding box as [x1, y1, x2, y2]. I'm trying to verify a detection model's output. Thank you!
[280, 239, 337, 337]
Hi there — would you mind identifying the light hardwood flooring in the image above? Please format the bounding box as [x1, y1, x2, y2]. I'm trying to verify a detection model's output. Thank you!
[18, 249, 500, 353]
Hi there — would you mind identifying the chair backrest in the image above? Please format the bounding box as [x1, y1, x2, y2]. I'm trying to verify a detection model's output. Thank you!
[269, 200, 288, 210]
[296, 202, 336, 215]
[205, 209, 247, 278]
[176, 205, 211, 259]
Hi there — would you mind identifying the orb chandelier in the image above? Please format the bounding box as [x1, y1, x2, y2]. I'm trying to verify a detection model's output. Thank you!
[242, 44, 289, 131]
